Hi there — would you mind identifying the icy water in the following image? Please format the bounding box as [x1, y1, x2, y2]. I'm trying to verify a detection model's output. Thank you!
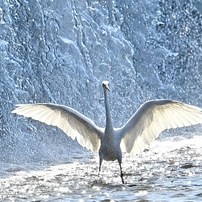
[0, 135, 202, 202]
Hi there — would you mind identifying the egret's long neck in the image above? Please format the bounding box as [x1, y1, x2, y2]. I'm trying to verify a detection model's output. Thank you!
[104, 88, 113, 131]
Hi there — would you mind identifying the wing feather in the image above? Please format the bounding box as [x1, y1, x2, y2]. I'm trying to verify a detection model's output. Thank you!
[12, 103, 103, 152]
[119, 100, 202, 154]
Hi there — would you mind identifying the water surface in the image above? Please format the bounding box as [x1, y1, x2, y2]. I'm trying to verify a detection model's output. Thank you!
[0, 135, 202, 201]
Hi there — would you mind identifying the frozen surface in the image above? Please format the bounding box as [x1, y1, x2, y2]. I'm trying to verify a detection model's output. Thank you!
[0, 0, 202, 201]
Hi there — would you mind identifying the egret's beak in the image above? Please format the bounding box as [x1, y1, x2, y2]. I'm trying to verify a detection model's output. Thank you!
[102, 81, 110, 91]
[106, 84, 110, 91]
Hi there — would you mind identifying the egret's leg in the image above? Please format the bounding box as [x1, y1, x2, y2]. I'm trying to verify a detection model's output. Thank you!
[118, 159, 124, 184]
[98, 156, 103, 177]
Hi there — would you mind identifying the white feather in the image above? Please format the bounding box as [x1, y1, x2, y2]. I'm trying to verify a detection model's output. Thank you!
[120, 100, 202, 154]
[12, 104, 103, 152]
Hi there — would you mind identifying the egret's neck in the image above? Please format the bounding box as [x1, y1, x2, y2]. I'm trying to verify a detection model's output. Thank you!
[104, 89, 113, 131]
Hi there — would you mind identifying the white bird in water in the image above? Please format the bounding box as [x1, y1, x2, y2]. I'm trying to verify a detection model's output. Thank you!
[12, 81, 202, 184]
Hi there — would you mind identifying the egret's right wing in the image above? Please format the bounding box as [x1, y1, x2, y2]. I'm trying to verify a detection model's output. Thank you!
[12, 103, 103, 152]
[119, 100, 202, 155]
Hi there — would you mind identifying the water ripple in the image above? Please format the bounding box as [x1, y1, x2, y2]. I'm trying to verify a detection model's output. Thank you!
[0, 136, 202, 201]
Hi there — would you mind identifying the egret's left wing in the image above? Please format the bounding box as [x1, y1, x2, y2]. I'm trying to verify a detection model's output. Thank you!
[12, 103, 103, 152]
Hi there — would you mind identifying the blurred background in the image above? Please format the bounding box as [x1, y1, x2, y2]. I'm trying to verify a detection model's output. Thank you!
[0, 0, 202, 164]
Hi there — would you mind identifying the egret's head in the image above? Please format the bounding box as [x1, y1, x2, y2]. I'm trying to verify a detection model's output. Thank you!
[102, 80, 110, 90]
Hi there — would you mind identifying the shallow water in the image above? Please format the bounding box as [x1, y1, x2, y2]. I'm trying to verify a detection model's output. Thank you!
[0, 135, 202, 202]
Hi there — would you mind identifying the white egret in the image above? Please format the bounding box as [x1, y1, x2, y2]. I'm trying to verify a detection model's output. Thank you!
[12, 81, 202, 184]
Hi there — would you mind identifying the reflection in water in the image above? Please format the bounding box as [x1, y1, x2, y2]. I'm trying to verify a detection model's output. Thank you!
[0, 135, 201, 201]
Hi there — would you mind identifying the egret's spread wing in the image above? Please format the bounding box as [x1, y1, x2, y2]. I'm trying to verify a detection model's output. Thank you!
[120, 100, 202, 155]
[12, 103, 103, 152]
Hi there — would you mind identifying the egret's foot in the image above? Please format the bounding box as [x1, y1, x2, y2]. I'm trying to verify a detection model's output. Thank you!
[121, 172, 125, 184]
